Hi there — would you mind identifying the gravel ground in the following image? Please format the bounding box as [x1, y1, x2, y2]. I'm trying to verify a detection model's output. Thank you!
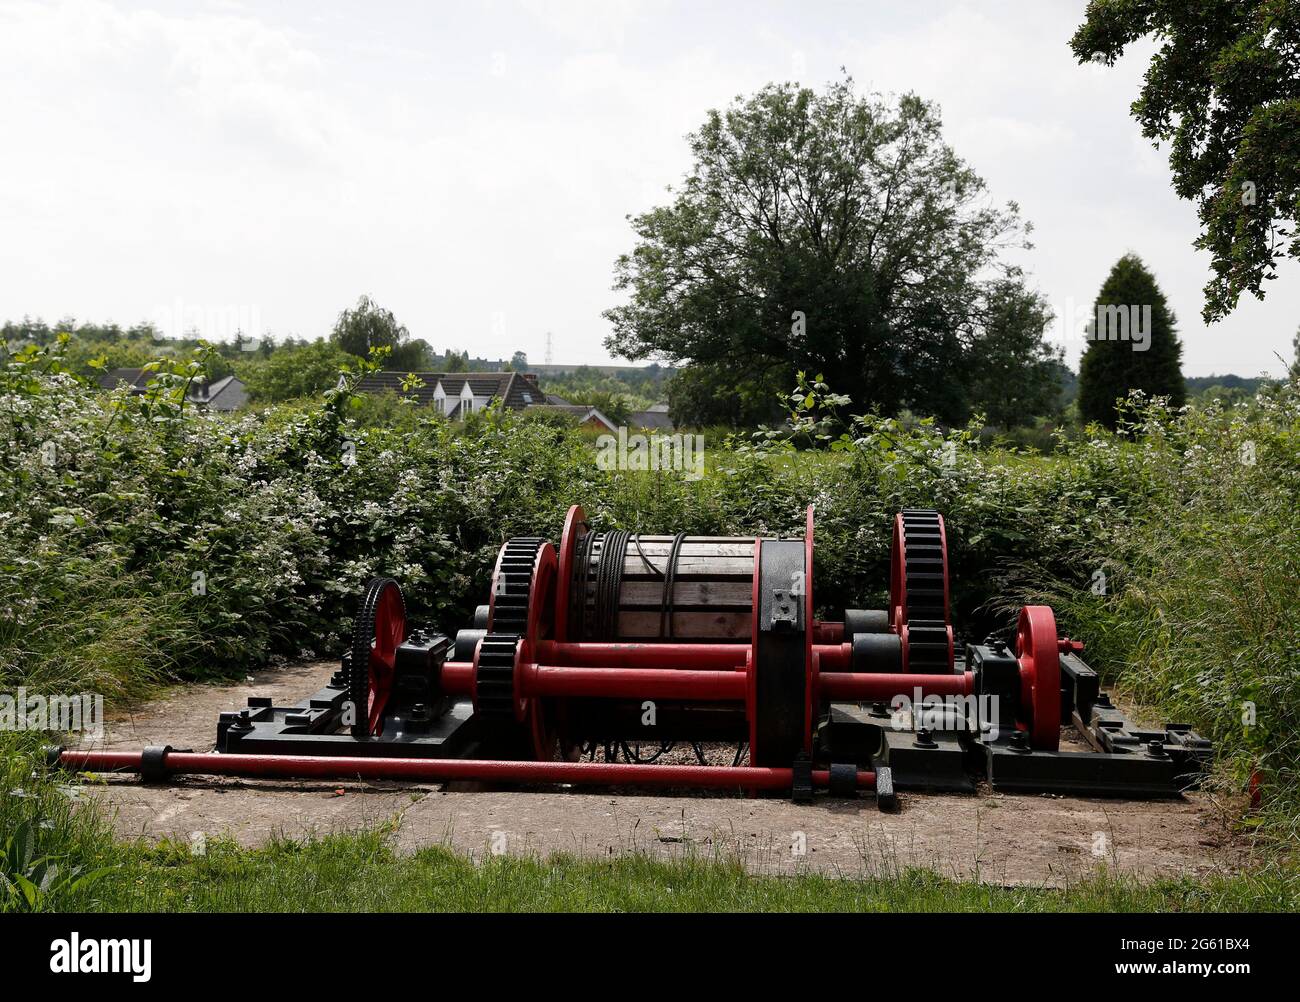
[69, 661, 1250, 886]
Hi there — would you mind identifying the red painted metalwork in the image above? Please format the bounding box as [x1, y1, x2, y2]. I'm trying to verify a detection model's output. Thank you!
[812, 643, 853, 671]
[554, 504, 586, 642]
[819, 671, 975, 701]
[56, 749, 876, 792]
[364, 581, 405, 735]
[521, 664, 745, 701]
[803, 505, 816, 753]
[937, 514, 952, 642]
[1016, 605, 1061, 751]
[889, 514, 905, 629]
[813, 621, 843, 643]
[534, 641, 746, 670]
[441, 657, 973, 710]
[746, 536, 761, 764]
[521, 543, 557, 750]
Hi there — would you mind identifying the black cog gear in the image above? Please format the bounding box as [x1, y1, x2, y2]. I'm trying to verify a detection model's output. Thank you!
[475, 633, 521, 719]
[489, 537, 547, 635]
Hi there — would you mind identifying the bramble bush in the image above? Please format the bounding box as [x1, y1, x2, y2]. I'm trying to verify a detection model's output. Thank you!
[1, 347, 1297, 843]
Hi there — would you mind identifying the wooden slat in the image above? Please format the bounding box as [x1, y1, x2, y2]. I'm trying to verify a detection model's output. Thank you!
[617, 580, 752, 606]
[619, 556, 755, 576]
[617, 611, 752, 640]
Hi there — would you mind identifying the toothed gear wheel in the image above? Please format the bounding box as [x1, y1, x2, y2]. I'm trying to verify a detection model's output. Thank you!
[348, 577, 406, 737]
[890, 509, 952, 672]
[489, 537, 547, 635]
[475, 633, 521, 719]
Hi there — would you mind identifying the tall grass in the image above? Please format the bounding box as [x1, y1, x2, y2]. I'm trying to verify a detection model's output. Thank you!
[1009, 395, 1300, 843]
[49, 832, 1300, 913]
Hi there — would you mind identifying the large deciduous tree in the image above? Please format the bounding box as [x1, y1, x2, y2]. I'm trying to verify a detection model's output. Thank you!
[1071, 1, 1300, 322]
[330, 295, 429, 370]
[1077, 254, 1185, 429]
[604, 79, 1059, 426]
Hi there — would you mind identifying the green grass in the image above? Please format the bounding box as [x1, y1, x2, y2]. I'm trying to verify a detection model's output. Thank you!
[58, 831, 1294, 913]
[3, 734, 1295, 914]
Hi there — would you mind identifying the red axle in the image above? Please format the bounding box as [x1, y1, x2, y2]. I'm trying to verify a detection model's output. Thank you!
[56, 749, 876, 792]
[442, 660, 973, 705]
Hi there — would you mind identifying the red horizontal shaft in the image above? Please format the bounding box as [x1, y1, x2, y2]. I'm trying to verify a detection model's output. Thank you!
[814, 621, 845, 644]
[441, 663, 474, 692]
[440, 662, 747, 700]
[819, 671, 975, 701]
[522, 664, 745, 701]
[813, 643, 853, 670]
[444, 660, 970, 703]
[56, 750, 874, 791]
[535, 641, 747, 670]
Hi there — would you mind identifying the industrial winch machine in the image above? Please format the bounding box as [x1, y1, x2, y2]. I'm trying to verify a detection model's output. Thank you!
[51, 506, 1213, 809]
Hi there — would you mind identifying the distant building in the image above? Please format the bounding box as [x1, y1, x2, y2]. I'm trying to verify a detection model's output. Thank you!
[528, 404, 619, 433]
[352, 371, 621, 431]
[353, 370, 544, 418]
[96, 368, 248, 411]
[190, 375, 248, 411]
[631, 402, 674, 431]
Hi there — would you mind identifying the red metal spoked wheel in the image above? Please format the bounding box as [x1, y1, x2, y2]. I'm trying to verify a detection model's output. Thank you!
[523, 544, 560, 758]
[803, 505, 816, 754]
[746, 537, 761, 765]
[1016, 605, 1061, 751]
[349, 578, 406, 738]
[889, 515, 906, 629]
[555, 505, 587, 642]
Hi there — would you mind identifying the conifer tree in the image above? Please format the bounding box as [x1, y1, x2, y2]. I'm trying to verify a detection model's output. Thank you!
[1077, 254, 1185, 429]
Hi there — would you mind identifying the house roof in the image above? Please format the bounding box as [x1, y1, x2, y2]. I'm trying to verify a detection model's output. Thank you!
[631, 408, 675, 431]
[97, 367, 151, 391]
[354, 371, 542, 409]
[530, 404, 619, 432]
[96, 368, 247, 410]
[200, 375, 248, 410]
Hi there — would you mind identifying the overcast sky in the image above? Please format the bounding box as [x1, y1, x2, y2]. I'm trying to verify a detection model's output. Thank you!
[1, 0, 1295, 377]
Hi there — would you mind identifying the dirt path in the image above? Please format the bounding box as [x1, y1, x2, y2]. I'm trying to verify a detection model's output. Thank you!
[71, 662, 1247, 886]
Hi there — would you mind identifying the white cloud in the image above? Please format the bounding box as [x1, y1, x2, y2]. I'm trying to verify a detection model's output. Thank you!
[0, 0, 1293, 375]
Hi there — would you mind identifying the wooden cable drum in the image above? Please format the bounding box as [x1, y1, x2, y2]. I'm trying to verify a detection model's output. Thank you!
[569, 533, 757, 641]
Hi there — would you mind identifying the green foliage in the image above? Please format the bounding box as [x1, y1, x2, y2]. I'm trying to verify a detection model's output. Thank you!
[244, 339, 352, 403]
[1, 818, 111, 913]
[667, 362, 787, 428]
[329, 295, 430, 370]
[1077, 254, 1185, 430]
[1071, 1, 1300, 322]
[604, 77, 1059, 427]
[0, 339, 601, 687]
[538, 365, 670, 413]
[561, 389, 631, 425]
[965, 280, 1064, 428]
[0, 735, 117, 914]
